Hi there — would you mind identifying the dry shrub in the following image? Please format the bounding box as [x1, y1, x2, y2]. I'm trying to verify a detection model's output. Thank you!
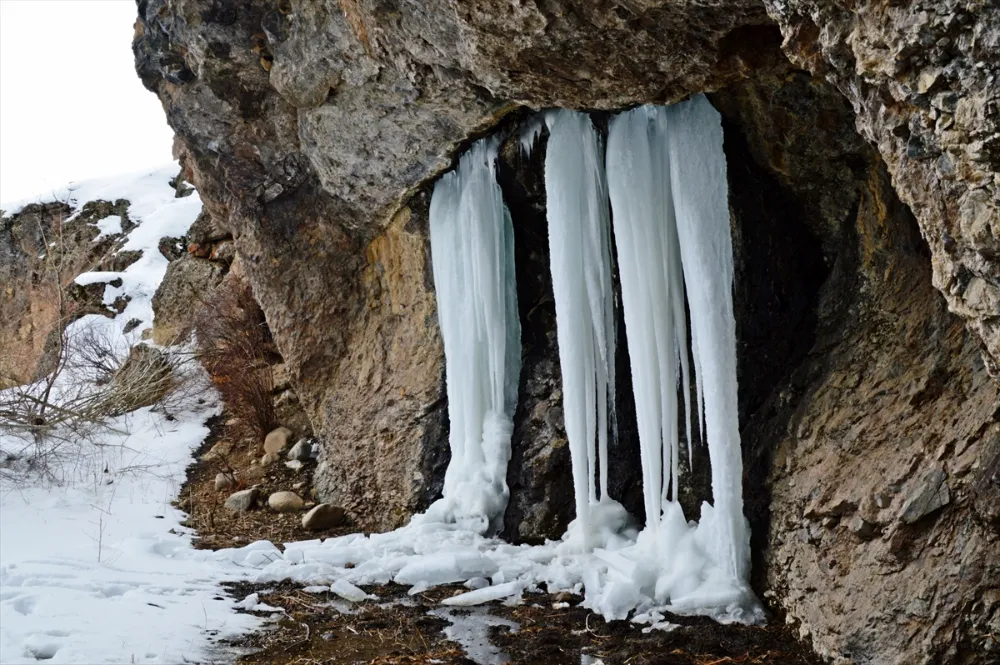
[0, 326, 193, 482]
[193, 281, 278, 447]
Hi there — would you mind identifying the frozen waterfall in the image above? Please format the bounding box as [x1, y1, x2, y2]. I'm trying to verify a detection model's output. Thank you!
[543, 110, 620, 551]
[420, 137, 521, 535]
[542, 95, 754, 616]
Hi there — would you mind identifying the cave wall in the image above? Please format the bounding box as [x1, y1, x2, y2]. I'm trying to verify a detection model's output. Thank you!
[133, 1, 999, 663]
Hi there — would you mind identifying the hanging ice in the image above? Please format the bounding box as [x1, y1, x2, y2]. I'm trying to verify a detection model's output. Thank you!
[420, 138, 521, 535]
[665, 96, 749, 583]
[543, 110, 620, 551]
[605, 96, 751, 594]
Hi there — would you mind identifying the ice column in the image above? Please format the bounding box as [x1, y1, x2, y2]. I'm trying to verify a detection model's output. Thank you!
[665, 95, 749, 581]
[606, 96, 748, 582]
[424, 138, 521, 535]
[543, 110, 617, 550]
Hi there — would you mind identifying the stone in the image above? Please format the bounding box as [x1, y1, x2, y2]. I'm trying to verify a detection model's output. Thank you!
[285, 460, 303, 472]
[243, 465, 267, 482]
[150, 255, 224, 345]
[286, 438, 311, 462]
[224, 488, 258, 512]
[900, 467, 952, 524]
[260, 452, 281, 466]
[214, 472, 236, 492]
[263, 426, 293, 455]
[847, 516, 878, 540]
[301, 503, 346, 531]
[268, 491, 305, 513]
[201, 439, 233, 462]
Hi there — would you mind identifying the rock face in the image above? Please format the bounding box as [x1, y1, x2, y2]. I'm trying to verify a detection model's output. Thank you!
[761, 0, 1000, 378]
[133, 2, 999, 663]
[0, 199, 135, 384]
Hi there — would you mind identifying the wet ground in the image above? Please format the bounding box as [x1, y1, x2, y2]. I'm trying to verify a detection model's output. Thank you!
[180, 420, 821, 665]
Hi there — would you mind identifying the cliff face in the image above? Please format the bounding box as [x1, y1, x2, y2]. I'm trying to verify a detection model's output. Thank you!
[133, 1, 999, 662]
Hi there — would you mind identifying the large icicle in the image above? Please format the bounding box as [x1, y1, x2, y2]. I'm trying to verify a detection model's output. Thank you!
[421, 138, 521, 535]
[665, 95, 750, 582]
[606, 97, 756, 618]
[543, 110, 618, 551]
[605, 105, 688, 533]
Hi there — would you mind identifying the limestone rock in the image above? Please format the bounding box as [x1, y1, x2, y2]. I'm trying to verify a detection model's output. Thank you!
[201, 439, 233, 462]
[260, 452, 280, 466]
[900, 467, 951, 524]
[268, 491, 304, 513]
[286, 438, 311, 462]
[150, 255, 224, 346]
[214, 472, 236, 492]
[301, 504, 346, 531]
[224, 488, 258, 513]
[263, 426, 293, 455]
[285, 460, 303, 472]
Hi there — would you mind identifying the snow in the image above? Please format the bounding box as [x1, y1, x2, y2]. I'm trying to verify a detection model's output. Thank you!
[91, 214, 123, 241]
[0, 166, 261, 664]
[423, 137, 521, 535]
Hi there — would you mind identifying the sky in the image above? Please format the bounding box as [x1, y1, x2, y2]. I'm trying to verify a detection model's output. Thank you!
[0, 0, 175, 206]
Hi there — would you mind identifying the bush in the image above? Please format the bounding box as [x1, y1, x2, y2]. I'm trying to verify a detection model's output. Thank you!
[193, 281, 278, 448]
[0, 324, 189, 482]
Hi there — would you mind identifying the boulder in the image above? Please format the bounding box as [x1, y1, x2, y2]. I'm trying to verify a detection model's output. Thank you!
[286, 438, 311, 462]
[263, 426, 293, 454]
[224, 488, 258, 512]
[301, 504, 346, 531]
[268, 491, 304, 513]
[150, 255, 224, 345]
[214, 472, 236, 492]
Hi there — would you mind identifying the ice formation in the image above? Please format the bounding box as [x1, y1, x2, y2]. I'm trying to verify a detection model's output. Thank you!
[419, 137, 521, 535]
[603, 96, 752, 603]
[211, 97, 760, 630]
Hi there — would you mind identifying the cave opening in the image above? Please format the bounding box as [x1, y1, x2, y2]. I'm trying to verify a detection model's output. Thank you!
[473, 74, 868, 600]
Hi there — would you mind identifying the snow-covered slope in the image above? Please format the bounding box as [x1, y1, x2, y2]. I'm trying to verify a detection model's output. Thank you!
[0, 166, 261, 664]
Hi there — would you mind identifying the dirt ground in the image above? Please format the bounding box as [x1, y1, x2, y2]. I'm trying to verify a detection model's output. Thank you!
[178, 419, 822, 665]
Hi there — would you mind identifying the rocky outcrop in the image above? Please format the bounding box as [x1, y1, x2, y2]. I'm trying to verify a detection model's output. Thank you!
[0, 199, 136, 384]
[762, 0, 1000, 377]
[133, 2, 999, 663]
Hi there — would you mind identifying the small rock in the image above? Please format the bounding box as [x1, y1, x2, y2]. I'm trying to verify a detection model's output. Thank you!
[848, 516, 878, 540]
[268, 491, 305, 512]
[287, 438, 312, 462]
[224, 488, 258, 512]
[201, 440, 233, 462]
[293, 481, 306, 490]
[285, 460, 303, 471]
[244, 465, 267, 481]
[301, 503, 346, 530]
[263, 426, 293, 454]
[214, 472, 236, 492]
[261, 452, 281, 466]
[900, 466, 951, 524]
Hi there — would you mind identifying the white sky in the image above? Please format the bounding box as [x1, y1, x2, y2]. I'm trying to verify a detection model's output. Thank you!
[0, 0, 175, 205]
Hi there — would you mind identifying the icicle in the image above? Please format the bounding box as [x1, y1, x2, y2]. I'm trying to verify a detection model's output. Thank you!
[543, 110, 617, 550]
[519, 114, 547, 158]
[422, 138, 521, 535]
[666, 94, 750, 582]
[606, 105, 688, 532]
